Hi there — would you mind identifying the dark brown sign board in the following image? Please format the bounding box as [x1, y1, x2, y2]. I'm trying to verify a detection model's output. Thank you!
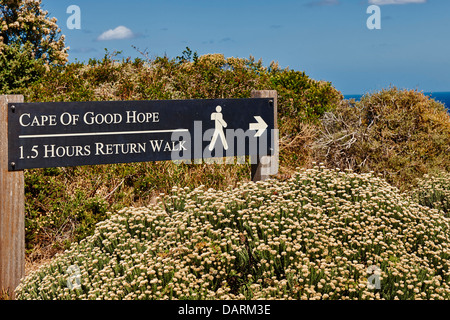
[8, 98, 275, 171]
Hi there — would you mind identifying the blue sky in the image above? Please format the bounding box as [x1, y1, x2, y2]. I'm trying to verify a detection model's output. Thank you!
[41, 0, 450, 95]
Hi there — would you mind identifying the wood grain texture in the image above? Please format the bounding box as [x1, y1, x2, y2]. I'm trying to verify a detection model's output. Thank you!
[0, 95, 25, 299]
[250, 90, 278, 182]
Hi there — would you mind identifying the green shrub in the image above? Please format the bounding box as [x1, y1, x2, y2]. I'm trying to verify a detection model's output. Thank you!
[270, 69, 342, 171]
[314, 87, 450, 190]
[16, 167, 450, 300]
[271, 69, 342, 123]
[0, 42, 44, 93]
[24, 168, 110, 257]
[0, 0, 68, 93]
[22, 50, 272, 102]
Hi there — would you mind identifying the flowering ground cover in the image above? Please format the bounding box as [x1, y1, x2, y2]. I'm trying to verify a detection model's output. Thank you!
[15, 166, 449, 300]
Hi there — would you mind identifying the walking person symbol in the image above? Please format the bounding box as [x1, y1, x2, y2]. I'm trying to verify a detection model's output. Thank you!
[208, 105, 229, 151]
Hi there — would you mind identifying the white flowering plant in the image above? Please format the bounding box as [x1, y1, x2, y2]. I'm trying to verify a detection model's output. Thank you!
[15, 166, 449, 300]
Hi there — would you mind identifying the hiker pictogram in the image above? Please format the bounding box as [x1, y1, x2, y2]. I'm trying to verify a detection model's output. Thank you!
[208, 105, 228, 151]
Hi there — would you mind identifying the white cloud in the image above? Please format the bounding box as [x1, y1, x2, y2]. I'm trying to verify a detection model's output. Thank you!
[369, 0, 426, 5]
[97, 26, 135, 41]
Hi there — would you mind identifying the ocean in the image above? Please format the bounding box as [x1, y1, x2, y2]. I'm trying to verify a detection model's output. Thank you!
[344, 92, 450, 111]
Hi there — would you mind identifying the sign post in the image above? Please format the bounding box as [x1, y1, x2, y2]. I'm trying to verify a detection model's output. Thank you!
[251, 90, 278, 181]
[0, 95, 25, 299]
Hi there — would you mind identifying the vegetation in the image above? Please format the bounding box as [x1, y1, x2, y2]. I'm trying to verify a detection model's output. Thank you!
[314, 88, 450, 190]
[16, 167, 450, 300]
[2, 1, 450, 300]
[1, 47, 447, 299]
[408, 171, 450, 217]
[0, 0, 68, 65]
[0, 0, 68, 93]
[14, 49, 341, 265]
[0, 41, 44, 92]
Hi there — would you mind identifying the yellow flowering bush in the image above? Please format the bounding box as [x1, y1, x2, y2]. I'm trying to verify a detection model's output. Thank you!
[16, 166, 449, 300]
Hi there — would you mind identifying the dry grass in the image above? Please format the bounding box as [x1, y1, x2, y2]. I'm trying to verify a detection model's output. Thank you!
[0, 289, 13, 300]
[314, 88, 450, 190]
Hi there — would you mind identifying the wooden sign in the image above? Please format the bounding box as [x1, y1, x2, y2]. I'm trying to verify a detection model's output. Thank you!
[8, 98, 275, 171]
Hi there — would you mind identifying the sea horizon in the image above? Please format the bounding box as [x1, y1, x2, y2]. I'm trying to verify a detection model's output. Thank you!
[344, 91, 450, 111]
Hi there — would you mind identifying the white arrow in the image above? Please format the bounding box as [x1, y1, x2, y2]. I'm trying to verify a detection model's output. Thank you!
[249, 116, 268, 137]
